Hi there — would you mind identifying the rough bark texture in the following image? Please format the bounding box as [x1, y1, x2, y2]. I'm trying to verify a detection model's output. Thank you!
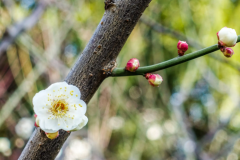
[18, 0, 152, 159]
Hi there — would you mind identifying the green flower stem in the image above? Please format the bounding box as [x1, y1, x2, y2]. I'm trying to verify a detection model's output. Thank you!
[111, 36, 240, 77]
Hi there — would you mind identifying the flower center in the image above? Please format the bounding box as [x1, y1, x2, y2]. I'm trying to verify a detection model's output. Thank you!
[49, 99, 69, 118]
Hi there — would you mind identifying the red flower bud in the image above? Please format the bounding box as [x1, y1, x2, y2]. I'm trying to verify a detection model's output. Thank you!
[222, 47, 234, 58]
[125, 58, 140, 72]
[148, 74, 163, 87]
[45, 131, 59, 139]
[177, 40, 188, 56]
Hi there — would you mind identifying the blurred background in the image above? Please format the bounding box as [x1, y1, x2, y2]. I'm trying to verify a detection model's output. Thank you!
[0, 0, 240, 160]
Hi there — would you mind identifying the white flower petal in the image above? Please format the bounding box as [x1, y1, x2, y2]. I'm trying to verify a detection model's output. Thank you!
[71, 115, 88, 131]
[65, 84, 81, 99]
[57, 116, 82, 131]
[46, 82, 68, 91]
[68, 98, 87, 115]
[39, 118, 59, 133]
[46, 82, 69, 97]
[33, 90, 51, 117]
[45, 82, 81, 100]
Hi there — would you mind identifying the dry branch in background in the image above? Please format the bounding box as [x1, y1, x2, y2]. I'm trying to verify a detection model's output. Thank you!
[0, 1, 47, 57]
[18, 0, 152, 159]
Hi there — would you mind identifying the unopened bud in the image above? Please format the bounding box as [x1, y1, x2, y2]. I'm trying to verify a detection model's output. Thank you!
[217, 27, 237, 47]
[222, 47, 234, 58]
[34, 117, 40, 127]
[125, 58, 140, 72]
[177, 40, 188, 56]
[145, 73, 152, 79]
[148, 74, 163, 87]
[45, 131, 59, 139]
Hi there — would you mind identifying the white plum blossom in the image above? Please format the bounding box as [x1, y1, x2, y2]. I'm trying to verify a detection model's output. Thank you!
[217, 27, 238, 47]
[33, 82, 88, 134]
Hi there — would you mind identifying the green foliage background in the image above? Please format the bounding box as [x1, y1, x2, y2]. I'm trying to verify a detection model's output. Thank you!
[0, 0, 240, 159]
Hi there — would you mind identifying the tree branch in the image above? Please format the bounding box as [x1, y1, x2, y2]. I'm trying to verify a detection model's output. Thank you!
[18, 0, 152, 159]
[111, 36, 240, 77]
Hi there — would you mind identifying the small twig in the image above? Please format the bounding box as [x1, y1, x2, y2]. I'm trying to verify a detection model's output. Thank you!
[111, 36, 240, 77]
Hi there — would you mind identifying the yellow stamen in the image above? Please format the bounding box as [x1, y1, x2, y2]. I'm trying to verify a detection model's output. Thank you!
[48, 99, 69, 118]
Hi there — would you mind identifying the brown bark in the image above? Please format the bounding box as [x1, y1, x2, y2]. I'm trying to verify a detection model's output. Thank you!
[18, 0, 152, 159]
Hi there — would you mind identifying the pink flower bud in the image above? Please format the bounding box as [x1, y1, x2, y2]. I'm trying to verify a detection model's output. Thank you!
[34, 114, 39, 127]
[222, 47, 234, 58]
[217, 27, 237, 47]
[45, 131, 59, 139]
[125, 58, 140, 72]
[148, 74, 163, 87]
[177, 40, 188, 56]
[145, 73, 152, 79]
